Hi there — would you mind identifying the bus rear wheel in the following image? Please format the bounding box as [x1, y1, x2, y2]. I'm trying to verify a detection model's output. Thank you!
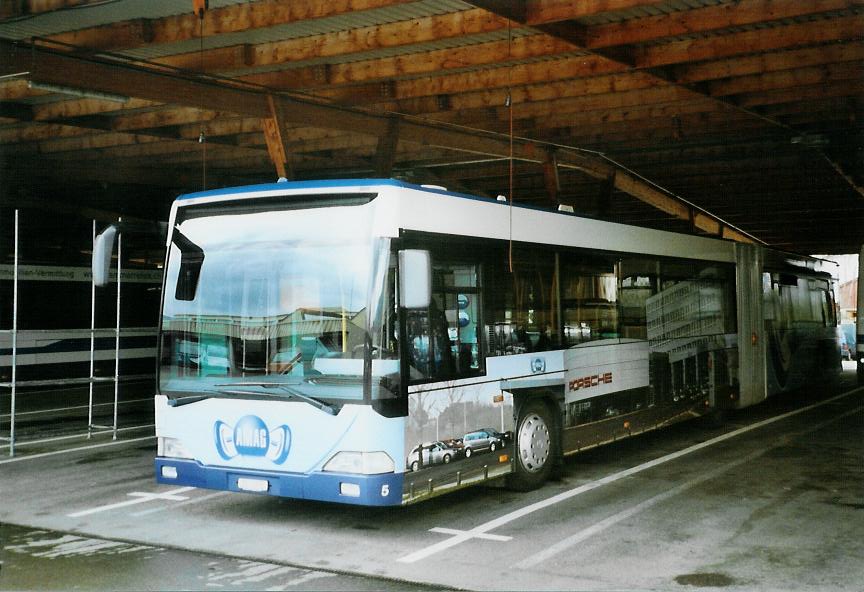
[507, 399, 555, 491]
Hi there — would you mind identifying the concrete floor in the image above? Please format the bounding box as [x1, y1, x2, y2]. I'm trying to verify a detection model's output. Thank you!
[1, 368, 861, 591]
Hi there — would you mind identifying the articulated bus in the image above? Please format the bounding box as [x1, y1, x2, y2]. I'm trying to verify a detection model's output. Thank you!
[94, 179, 841, 506]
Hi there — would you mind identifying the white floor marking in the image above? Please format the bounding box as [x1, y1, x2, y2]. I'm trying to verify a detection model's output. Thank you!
[131, 490, 230, 517]
[0, 435, 155, 464]
[517, 404, 863, 568]
[397, 387, 861, 564]
[67, 486, 194, 518]
[429, 527, 512, 542]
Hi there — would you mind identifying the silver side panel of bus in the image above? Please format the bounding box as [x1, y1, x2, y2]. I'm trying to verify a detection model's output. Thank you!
[857, 245, 864, 384]
[735, 243, 766, 408]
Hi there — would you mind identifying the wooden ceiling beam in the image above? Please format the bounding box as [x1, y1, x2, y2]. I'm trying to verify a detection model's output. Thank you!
[583, 0, 864, 50]
[525, 0, 668, 25]
[319, 55, 631, 104]
[673, 42, 864, 84]
[363, 69, 662, 112]
[735, 79, 864, 108]
[429, 86, 703, 125]
[708, 61, 864, 97]
[44, 0, 412, 52]
[634, 13, 864, 69]
[156, 9, 513, 74]
[0, 79, 39, 100]
[242, 34, 574, 90]
[31, 97, 159, 121]
[263, 41, 864, 104]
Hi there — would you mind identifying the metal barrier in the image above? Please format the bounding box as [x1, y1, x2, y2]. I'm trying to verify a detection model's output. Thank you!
[0, 212, 156, 457]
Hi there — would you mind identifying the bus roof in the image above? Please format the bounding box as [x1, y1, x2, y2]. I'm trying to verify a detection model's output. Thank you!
[171, 177, 739, 264]
[176, 178, 488, 203]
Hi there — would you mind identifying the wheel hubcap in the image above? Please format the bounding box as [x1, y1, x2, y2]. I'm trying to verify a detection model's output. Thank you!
[518, 413, 550, 473]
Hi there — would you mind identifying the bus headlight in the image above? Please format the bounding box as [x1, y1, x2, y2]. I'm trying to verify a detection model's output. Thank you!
[158, 437, 191, 459]
[322, 451, 395, 475]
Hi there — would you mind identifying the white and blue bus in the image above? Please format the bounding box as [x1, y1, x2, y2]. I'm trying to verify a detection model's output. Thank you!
[95, 179, 841, 506]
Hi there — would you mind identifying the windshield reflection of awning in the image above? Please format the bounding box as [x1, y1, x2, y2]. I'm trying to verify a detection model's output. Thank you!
[163, 309, 366, 340]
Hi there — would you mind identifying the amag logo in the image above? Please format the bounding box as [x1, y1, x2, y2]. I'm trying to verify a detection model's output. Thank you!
[214, 415, 291, 464]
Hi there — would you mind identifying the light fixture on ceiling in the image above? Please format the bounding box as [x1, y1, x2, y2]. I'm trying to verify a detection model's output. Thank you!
[27, 80, 129, 103]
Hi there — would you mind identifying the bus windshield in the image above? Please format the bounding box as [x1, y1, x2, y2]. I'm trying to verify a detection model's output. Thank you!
[158, 201, 397, 405]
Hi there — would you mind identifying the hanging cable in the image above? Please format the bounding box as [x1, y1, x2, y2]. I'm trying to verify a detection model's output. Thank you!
[507, 8, 514, 274]
[198, 9, 207, 191]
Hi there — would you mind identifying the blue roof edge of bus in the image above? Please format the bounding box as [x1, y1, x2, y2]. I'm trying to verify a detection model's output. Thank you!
[176, 178, 506, 207]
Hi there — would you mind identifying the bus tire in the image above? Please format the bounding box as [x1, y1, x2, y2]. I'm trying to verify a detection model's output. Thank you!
[507, 399, 556, 492]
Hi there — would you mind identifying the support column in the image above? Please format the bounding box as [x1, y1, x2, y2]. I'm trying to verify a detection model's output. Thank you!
[542, 150, 560, 203]
[262, 94, 294, 180]
[374, 116, 400, 178]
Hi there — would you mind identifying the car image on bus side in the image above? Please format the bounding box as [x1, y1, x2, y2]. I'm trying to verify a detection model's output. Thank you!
[407, 441, 463, 471]
[462, 428, 508, 458]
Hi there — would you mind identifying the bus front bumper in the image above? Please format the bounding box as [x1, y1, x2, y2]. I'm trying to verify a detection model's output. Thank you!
[155, 457, 403, 506]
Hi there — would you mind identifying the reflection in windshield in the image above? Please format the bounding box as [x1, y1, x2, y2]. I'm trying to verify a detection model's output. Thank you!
[159, 204, 397, 403]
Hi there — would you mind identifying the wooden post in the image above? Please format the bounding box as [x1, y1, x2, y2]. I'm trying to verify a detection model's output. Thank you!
[374, 116, 400, 178]
[262, 94, 293, 179]
[542, 149, 560, 203]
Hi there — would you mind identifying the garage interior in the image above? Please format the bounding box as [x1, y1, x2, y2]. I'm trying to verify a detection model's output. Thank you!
[0, 3, 862, 590]
[0, 0, 862, 258]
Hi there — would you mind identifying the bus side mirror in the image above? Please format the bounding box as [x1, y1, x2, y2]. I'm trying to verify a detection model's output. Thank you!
[92, 225, 118, 287]
[398, 249, 431, 309]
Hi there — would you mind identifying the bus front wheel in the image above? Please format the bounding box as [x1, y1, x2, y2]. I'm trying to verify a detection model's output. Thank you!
[507, 399, 555, 491]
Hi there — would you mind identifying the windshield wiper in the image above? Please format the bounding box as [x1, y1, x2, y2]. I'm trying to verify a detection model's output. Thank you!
[214, 381, 338, 415]
[167, 394, 211, 407]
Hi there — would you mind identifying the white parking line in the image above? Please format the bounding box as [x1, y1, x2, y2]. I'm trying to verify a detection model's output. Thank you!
[67, 487, 195, 518]
[397, 388, 861, 564]
[517, 404, 863, 568]
[430, 527, 512, 542]
[131, 490, 230, 517]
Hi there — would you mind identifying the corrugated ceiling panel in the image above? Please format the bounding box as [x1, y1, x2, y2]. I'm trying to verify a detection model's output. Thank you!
[0, 0, 246, 39]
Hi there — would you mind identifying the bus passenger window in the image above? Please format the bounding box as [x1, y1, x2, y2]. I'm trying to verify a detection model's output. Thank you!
[405, 261, 481, 381]
[485, 245, 558, 355]
[560, 256, 618, 345]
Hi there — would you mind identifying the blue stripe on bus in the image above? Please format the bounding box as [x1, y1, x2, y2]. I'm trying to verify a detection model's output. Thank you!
[155, 458, 404, 506]
[178, 178, 409, 200]
[176, 178, 581, 217]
